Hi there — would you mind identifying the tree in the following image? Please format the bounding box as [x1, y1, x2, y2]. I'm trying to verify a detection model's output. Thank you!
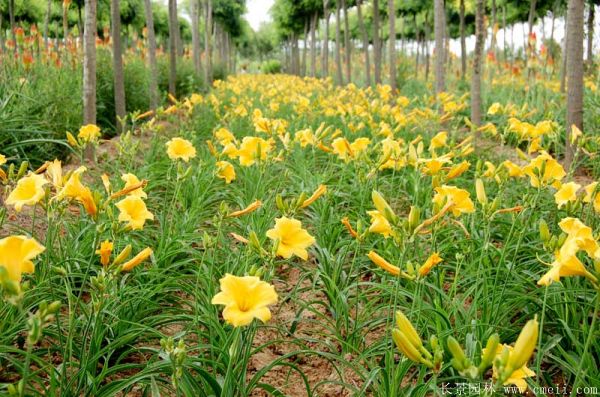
[356, 0, 371, 86]
[168, 0, 177, 95]
[373, 0, 381, 83]
[144, 0, 159, 109]
[205, 0, 213, 84]
[334, 0, 343, 84]
[470, 0, 484, 126]
[341, 0, 350, 83]
[565, 0, 584, 168]
[322, 0, 330, 77]
[388, 0, 396, 91]
[459, 0, 466, 79]
[83, 0, 97, 124]
[111, 0, 126, 131]
[191, 0, 202, 75]
[434, 0, 445, 93]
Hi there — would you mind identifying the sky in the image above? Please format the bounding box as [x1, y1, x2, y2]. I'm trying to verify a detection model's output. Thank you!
[245, 0, 275, 31]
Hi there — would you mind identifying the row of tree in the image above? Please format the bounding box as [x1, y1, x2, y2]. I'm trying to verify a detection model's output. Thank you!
[271, 0, 597, 168]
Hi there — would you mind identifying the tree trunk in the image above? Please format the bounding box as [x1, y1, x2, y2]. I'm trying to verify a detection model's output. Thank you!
[415, 32, 420, 78]
[586, 2, 594, 67]
[323, 0, 330, 78]
[356, 0, 371, 86]
[425, 27, 431, 81]
[434, 0, 445, 93]
[459, 0, 466, 80]
[205, 0, 213, 84]
[168, 0, 178, 95]
[44, 0, 51, 49]
[302, 19, 309, 76]
[528, 0, 537, 36]
[63, 1, 69, 47]
[388, 0, 396, 91]
[471, 0, 485, 126]
[373, 0, 381, 83]
[310, 12, 317, 77]
[143, 0, 159, 110]
[342, 0, 351, 83]
[560, 7, 568, 93]
[191, 0, 202, 76]
[335, 0, 344, 85]
[565, 0, 584, 168]
[83, 0, 97, 124]
[111, 0, 126, 131]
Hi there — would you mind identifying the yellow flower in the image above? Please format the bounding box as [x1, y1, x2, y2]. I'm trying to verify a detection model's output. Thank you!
[501, 160, 524, 178]
[266, 217, 316, 260]
[487, 102, 502, 115]
[166, 137, 197, 162]
[367, 250, 400, 276]
[367, 210, 395, 238]
[528, 137, 542, 154]
[228, 200, 261, 217]
[429, 131, 448, 151]
[482, 161, 497, 178]
[46, 159, 63, 188]
[222, 142, 239, 159]
[420, 157, 450, 176]
[214, 127, 236, 146]
[350, 137, 371, 154]
[0, 154, 6, 165]
[237, 136, 272, 166]
[0, 236, 45, 282]
[418, 253, 443, 276]
[507, 317, 539, 374]
[522, 152, 566, 188]
[554, 182, 581, 208]
[78, 124, 101, 143]
[583, 182, 600, 213]
[331, 137, 353, 161]
[301, 184, 327, 208]
[116, 196, 154, 230]
[121, 173, 147, 198]
[121, 247, 153, 271]
[55, 166, 97, 216]
[446, 161, 470, 180]
[484, 345, 535, 392]
[432, 185, 475, 217]
[216, 161, 236, 184]
[6, 173, 47, 212]
[295, 129, 316, 147]
[96, 240, 113, 267]
[211, 273, 278, 327]
[569, 124, 583, 144]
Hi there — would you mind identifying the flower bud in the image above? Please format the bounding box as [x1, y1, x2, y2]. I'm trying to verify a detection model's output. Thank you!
[392, 329, 423, 363]
[395, 311, 422, 350]
[480, 333, 500, 371]
[506, 317, 538, 372]
[539, 219, 550, 242]
[475, 179, 487, 205]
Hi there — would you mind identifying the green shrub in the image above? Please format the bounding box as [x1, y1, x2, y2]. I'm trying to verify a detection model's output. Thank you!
[261, 59, 282, 74]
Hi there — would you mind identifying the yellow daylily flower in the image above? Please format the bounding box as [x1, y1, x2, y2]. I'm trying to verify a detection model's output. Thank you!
[554, 182, 581, 208]
[211, 273, 278, 327]
[484, 345, 535, 393]
[522, 152, 565, 188]
[115, 196, 154, 230]
[55, 166, 97, 216]
[418, 253, 443, 276]
[0, 236, 45, 282]
[432, 185, 475, 217]
[78, 124, 101, 143]
[6, 173, 47, 212]
[583, 182, 600, 213]
[121, 173, 147, 198]
[367, 250, 400, 276]
[96, 240, 113, 267]
[429, 131, 448, 151]
[121, 247, 153, 271]
[216, 161, 236, 184]
[301, 185, 327, 208]
[266, 217, 316, 260]
[367, 210, 395, 238]
[501, 160, 525, 178]
[166, 137, 197, 162]
[237, 136, 272, 166]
